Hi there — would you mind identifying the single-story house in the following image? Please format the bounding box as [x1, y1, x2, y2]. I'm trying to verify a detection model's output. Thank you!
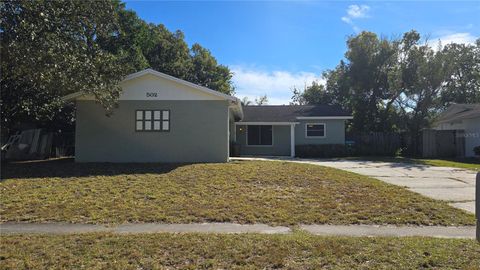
[433, 103, 480, 157]
[65, 69, 352, 162]
[64, 69, 243, 163]
[233, 105, 352, 157]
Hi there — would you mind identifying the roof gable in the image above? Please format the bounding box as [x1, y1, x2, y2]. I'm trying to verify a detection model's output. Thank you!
[63, 68, 237, 102]
[436, 103, 480, 124]
[121, 69, 236, 101]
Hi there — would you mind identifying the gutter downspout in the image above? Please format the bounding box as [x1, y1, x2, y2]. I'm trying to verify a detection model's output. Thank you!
[290, 123, 296, 158]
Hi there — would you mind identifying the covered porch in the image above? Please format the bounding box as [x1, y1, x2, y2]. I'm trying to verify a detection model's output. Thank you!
[233, 122, 297, 157]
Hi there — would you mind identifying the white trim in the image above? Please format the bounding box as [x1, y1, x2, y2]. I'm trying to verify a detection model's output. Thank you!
[290, 123, 295, 157]
[236, 122, 299, 125]
[227, 107, 230, 159]
[62, 68, 239, 102]
[296, 116, 353, 120]
[305, 123, 326, 138]
[246, 125, 274, 147]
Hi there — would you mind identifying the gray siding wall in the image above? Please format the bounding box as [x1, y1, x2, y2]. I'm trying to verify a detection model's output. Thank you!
[465, 118, 480, 157]
[234, 119, 346, 156]
[76, 100, 229, 163]
[235, 125, 291, 156]
[294, 120, 346, 145]
[229, 109, 236, 142]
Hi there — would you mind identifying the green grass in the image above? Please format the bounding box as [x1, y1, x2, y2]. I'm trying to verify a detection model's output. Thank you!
[347, 156, 480, 171]
[1, 233, 479, 269]
[416, 158, 480, 171]
[0, 159, 475, 225]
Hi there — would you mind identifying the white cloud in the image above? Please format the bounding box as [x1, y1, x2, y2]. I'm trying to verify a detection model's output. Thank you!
[435, 32, 477, 45]
[341, 4, 370, 32]
[231, 65, 323, 105]
[428, 32, 477, 50]
[346, 4, 370, 19]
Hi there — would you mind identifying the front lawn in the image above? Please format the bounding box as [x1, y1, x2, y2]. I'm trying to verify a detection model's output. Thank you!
[1, 233, 479, 269]
[416, 158, 480, 171]
[0, 159, 475, 225]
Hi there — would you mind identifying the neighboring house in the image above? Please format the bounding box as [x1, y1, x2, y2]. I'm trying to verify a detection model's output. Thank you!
[233, 105, 352, 157]
[64, 69, 243, 163]
[64, 69, 352, 162]
[433, 103, 480, 157]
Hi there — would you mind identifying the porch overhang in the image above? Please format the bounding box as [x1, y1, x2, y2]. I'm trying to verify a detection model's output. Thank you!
[235, 122, 299, 125]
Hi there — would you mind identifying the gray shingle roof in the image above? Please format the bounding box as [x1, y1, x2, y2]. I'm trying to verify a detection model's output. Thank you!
[240, 105, 352, 122]
[436, 103, 480, 124]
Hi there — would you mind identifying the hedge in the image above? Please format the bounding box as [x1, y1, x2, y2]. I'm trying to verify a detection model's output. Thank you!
[295, 144, 349, 158]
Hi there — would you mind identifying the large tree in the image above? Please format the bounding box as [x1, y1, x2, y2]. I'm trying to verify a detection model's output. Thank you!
[1, 0, 235, 135]
[440, 40, 480, 105]
[293, 30, 480, 138]
[1, 0, 128, 133]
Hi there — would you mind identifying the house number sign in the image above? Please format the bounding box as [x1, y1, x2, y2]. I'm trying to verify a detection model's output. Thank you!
[146, 92, 158, 98]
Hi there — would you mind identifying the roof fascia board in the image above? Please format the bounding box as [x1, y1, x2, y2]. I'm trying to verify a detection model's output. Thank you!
[296, 116, 353, 120]
[235, 122, 299, 125]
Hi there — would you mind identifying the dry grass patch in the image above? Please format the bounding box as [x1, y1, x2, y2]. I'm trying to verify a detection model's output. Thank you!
[1, 233, 480, 270]
[0, 159, 475, 225]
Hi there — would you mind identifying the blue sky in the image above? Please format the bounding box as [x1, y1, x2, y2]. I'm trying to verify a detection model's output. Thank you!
[125, 1, 480, 104]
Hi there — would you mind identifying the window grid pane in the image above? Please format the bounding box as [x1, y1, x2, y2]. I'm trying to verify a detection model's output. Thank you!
[136, 110, 170, 132]
[162, 110, 169, 120]
[144, 121, 152, 130]
[162, 121, 169, 131]
[247, 125, 272, 145]
[247, 126, 260, 145]
[306, 124, 325, 137]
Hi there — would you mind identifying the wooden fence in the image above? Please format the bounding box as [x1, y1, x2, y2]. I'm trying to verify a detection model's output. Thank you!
[349, 129, 466, 158]
[348, 132, 403, 156]
[422, 129, 465, 158]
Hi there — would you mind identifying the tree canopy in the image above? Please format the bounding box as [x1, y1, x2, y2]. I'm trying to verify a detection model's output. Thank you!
[1, 0, 234, 133]
[292, 30, 480, 138]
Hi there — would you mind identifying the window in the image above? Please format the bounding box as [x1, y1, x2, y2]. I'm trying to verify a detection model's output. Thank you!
[136, 110, 170, 132]
[305, 123, 325, 138]
[247, 125, 272, 146]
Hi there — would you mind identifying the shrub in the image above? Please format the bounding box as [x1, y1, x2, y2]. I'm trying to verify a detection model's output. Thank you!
[473, 146, 480, 156]
[296, 144, 348, 158]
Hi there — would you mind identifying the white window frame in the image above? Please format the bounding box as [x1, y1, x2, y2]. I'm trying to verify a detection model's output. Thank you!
[305, 123, 326, 138]
[246, 125, 274, 147]
[135, 110, 170, 132]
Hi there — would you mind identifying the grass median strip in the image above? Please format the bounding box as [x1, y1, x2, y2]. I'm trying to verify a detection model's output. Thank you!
[1, 233, 479, 269]
[1, 159, 475, 225]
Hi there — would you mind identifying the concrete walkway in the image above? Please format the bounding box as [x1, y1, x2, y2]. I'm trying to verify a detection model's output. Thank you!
[0, 223, 290, 235]
[0, 223, 476, 239]
[301, 225, 476, 239]
[232, 157, 477, 214]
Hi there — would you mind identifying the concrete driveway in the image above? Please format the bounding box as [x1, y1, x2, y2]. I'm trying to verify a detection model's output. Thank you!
[307, 160, 476, 214]
[233, 157, 477, 214]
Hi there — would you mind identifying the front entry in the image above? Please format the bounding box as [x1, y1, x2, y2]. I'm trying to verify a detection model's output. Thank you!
[233, 123, 295, 157]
